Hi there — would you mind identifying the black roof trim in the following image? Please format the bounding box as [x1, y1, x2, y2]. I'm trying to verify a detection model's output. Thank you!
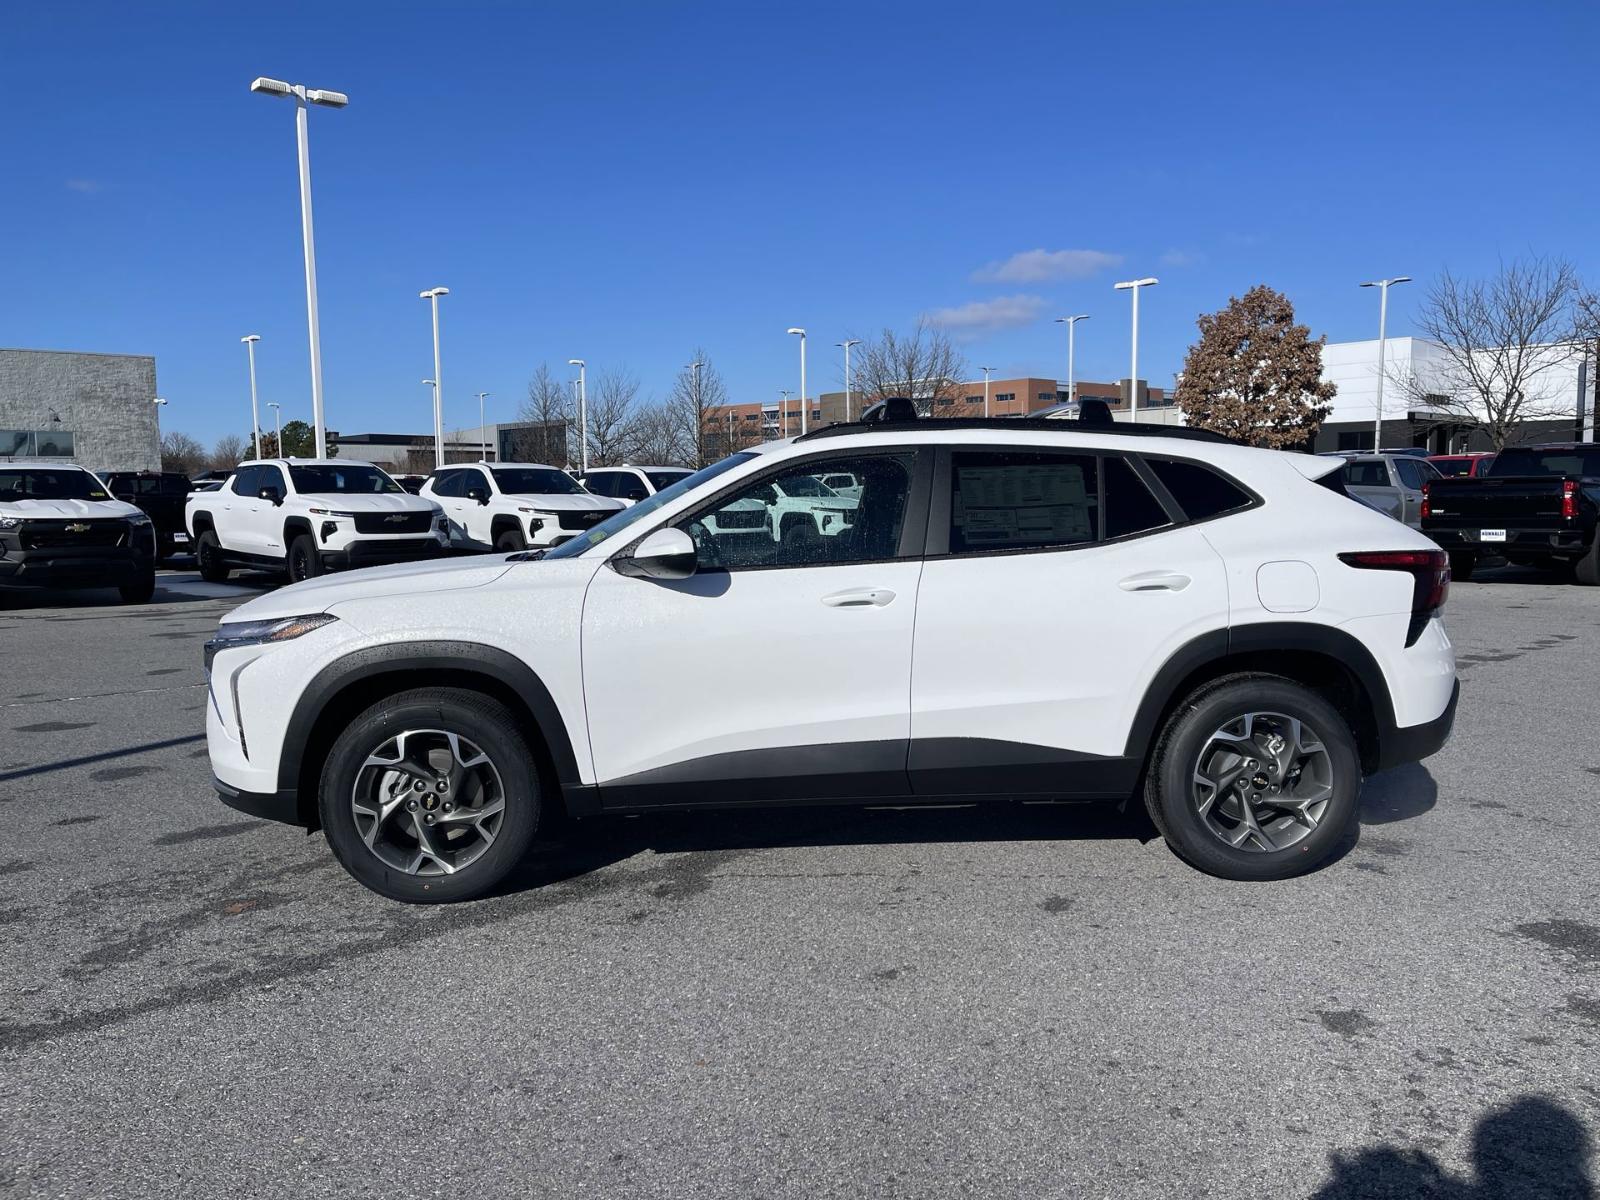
[793, 416, 1240, 446]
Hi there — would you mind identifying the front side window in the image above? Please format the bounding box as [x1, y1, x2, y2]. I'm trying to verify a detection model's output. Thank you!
[682, 453, 915, 570]
[646, 470, 691, 492]
[582, 472, 615, 497]
[491, 467, 584, 495]
[287, 464, 402, 495]
[231, 466, 262, 496]
[0, 467, 108, 502]
[948, 451, 1098, 554]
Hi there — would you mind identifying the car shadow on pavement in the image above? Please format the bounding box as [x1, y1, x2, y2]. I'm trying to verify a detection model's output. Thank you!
[1360, 762, 1438, 826]
[1310, 1093, 1595, 1199]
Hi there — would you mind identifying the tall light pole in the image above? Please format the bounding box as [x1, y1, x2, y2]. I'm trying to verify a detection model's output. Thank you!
[1113, 279, 1158, 421]
[787, 328, 808, 434]
[836, 339, 862, 422]
[475, 392, 490, 460]
[267, 401, 282, 453]
[979, 366, 996, 418]
[250, 77, 347, 459]
[419, 287, 449, 468]
[779, 389, 793, 439]
[1361, 277, 1411, 449]
[568, 360, 588, 472]
[1054, 314, 1090, 408]
[239, 335, 263, 459]
[687, 360, 704, 465]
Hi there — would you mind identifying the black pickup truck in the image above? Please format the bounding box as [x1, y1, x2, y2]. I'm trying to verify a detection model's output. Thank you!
[1422, 443, 1600, 584]
[103, 471, 193, 560]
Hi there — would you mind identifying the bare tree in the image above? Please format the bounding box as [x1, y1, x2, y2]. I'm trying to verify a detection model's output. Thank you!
[211, 434, 247, 471]
[852, 319, 973, 416]
[160, 432, 206, 474]
[1400, 258, 1585, 449]
[630, 402, 695, 467]
[585, 368, 642, 466]
[517, 363, 575, 465]
[666, 349, 729, 466]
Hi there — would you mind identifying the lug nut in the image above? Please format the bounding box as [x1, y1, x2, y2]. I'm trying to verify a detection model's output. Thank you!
[437, 779, 449, 794]
[407, 799, 418, 811]
[442, 801, 454, 813]
[413, 779, 426, 792]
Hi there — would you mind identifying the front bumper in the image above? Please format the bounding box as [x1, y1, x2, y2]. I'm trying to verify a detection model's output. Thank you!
[215, 775, 303, 826]
[0, 539, 153, 590]
[318, 536, 446, 571]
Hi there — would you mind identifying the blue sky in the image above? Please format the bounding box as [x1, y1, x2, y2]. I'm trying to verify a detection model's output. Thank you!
[5, 0, 1598, 446]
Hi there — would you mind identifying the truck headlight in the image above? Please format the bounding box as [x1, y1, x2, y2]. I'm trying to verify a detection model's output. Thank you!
[126, 512, 151, 527]
[204, 613, 338, 671]
[0, 515, 25, 531]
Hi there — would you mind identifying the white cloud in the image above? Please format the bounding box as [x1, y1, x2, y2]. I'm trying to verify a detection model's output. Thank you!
[926, 294, 1049, 335]
[1160, 248, 1204, 268]
[65, 179, 103, 194]
[972, 248, 1122, 284]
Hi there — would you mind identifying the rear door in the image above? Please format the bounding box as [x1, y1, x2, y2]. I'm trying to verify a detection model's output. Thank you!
[908, 446, 1229, 797]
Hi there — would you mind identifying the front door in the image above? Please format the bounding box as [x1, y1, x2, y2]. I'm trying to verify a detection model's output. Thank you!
[581, 448, 930, 807]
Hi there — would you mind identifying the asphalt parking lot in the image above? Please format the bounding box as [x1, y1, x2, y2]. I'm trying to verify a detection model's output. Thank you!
[2, 564, 1597, 1199]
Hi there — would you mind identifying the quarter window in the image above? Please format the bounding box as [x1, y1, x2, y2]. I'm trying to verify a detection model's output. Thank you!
[948, 451, 1098, 554]
[1145, 458, 1255, 521]
[682, 453, 915, 570]
[1103, 456, 1171, 539]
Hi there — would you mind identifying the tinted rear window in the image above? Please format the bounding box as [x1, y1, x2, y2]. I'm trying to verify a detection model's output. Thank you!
[1489, 447, 1600, 478]
[1146, 458, 1254, 521]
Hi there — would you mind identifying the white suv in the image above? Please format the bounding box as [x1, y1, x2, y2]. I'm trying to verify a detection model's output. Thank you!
[580, 464, 693, 505]
[204, 419, 1458, 902]
[421, 462, 624, 552]
[186, 459, 447, 584]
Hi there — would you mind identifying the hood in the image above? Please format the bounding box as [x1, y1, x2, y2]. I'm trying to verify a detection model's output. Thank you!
[2, 497, 144, 520]
[218, 555, 517, 625]
[299, 491, 440, 513]
[505, 492, 623, 513]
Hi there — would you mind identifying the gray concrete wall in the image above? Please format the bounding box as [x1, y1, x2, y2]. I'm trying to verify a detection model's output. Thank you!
[0, 348, 160, 473]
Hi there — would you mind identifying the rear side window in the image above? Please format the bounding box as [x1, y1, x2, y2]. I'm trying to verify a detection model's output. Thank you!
[1146, 458, 1255, 521]
[1394, 459, 1427, 490]
[1341, 461, 1390, 488]
[948, 451, 1098, 553]
[1103, 456, 1171, 539]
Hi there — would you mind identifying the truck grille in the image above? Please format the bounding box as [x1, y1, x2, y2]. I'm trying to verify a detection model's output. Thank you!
[557, 510, 609, 531]
[20, 520, 128, 549]
[352, 511, 435, 534]
[713, 508, 767, 530]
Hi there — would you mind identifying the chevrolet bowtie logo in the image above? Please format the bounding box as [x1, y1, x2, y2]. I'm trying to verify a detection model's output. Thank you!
[65, 523, 91, 532]
[384, 514, 407, 524]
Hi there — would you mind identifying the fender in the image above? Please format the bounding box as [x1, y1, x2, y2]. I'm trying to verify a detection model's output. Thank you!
[277, 639, 587, 814]
[1122, 622, 1396, 763]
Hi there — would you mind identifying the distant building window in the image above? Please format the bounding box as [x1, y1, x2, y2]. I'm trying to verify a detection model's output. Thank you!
[744, 414, 758, 421]
[1038, 392, 1055, 402]
[995, 393, 1015, 404]
[937, 397, 955, 406]
[0, 430, 75, 457]
[965, 395, 982, 406]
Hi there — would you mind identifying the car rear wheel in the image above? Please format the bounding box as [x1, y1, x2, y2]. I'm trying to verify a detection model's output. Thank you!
[319, 688, 541, 903]
[287, 534, 321, 583]
[1145, 674, 1361, 881]
[196, 530, 230, 583]
[1575, 538, 1600, 587]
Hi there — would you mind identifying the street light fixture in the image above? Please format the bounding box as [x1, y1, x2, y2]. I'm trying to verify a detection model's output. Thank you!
[786, 328, 808, 434]
[240, 335, 263, 459]
[979, 366, 996, 418]
[250, 76, 347, 458]
[568, 360, 588, 473]
[419, 287, 449, 468]
[778, 389, 794, 439]
[1054, 315, 1090, 409]
[151, 397, 168, 407]
[475, 392, 490, 460]
[836, 339, 862, 422]
[1113, 278, 1158, 421]
[1361, 277, 1411, 448]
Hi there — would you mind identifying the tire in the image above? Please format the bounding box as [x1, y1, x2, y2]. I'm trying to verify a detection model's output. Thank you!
[1574, 537, 1600, 586]
[287, 533, 321, 584]
[1144, 673, 1361, 882]
[196, 530, 230, 583]
[118, 563, 157, 604]
[156, 534, 175, 562]
[318, 687, 541, 903]
[1447, 551, 1477, 582]
[495, 526, 527, 553]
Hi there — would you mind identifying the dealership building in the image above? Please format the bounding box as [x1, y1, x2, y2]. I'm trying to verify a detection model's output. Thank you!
[0, 348, 162, 473]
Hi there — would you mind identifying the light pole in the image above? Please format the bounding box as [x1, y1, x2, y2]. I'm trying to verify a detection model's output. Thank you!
[239, 335, 263, 459]
[267, 402, 282, 453]
[787, 328, 808, 434]
[568, 360, 588, 472]
[1054, 314, 1090, 408]
[475, 392, 490, 460]
[418, 287, 448, 467]
[1361, 277, 1411, 449]
[779, 389, 793, 439]
[979, 366, 996, 417]
[836, 339, 862, 422]
[1113, 279, 1158, 421]
[250, 77, 347, 459]
[687, 360, 704, 465]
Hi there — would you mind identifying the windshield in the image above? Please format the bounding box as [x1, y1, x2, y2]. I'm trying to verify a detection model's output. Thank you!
[544, 453, 757, 559]
[287, 464, 403, 495]
[775, 475, 837, 498]
[1488, 447, 1600, 478]
[492, 467, 585, 496]
[0, 468, 110, 502]
[646, 470, 692, 491]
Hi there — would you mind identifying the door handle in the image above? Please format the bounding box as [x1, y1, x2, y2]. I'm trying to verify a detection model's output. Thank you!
[821, 587, 896, 608]
[1118, 571, 1191, 593]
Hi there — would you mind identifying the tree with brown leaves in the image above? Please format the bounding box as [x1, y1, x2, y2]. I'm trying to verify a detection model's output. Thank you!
[1175, 285, 1336, 448]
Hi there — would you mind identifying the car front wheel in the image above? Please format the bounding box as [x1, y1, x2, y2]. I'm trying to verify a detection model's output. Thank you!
[318, 687, 542, 902]
[495, 526, 527, 553]
[287, 534, 321, 583]
[1144, 674, 1361, 881]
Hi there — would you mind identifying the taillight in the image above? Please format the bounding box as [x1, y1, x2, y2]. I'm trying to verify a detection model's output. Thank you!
[1562, 480, 1579, 521]
[1420, 481, 1431, 521]
[1339, 549, 1450, 647]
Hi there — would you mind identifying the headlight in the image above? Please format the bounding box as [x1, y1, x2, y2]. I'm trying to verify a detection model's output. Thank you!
[0, 515, 23, 531]
[203, 613, 338, 671]
[307, 507, 359, 518]
[126, 512, 151, 526]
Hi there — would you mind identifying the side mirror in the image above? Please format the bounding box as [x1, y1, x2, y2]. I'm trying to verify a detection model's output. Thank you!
[257, 486, 283, 506]
[613, 526, 697, 581]
[466, 486, 489, 505]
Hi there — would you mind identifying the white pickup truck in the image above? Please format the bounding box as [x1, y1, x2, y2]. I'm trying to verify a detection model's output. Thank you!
[421, 462, 624, 551]
[186, 459, 448, 584]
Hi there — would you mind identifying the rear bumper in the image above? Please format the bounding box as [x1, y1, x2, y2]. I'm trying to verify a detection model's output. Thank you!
[1376, 679, 1459, 772]
[1426, 527, 1590, 557]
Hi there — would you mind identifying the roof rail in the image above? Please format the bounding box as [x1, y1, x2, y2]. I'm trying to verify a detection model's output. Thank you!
[793, 415, 1240, 446]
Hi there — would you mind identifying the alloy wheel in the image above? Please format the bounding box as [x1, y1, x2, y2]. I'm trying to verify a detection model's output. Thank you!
[351, 729, 506, 876]
[1190, 711, 1334, 853]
